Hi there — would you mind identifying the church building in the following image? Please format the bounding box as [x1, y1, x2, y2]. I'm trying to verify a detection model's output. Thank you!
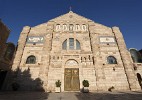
[10, 11, 142, 92]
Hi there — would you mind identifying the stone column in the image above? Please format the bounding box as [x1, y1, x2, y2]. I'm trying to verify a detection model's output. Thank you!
[112, 27, 141, 91]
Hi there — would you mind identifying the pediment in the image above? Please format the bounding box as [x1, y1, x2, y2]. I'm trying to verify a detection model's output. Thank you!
[50, 11, 92, 22]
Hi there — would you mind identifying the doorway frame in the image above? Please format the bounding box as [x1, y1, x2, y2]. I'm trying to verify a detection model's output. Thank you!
[64, 68, 80, 91]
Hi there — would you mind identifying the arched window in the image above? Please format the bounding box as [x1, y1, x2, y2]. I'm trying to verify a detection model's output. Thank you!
[62, 39, 67, 50]
[107, 56, 117, 64]
[56, 24, 60, 31]
[69, 24, 74, 32]
[75, 24, 80, 31]
[62, 38, 81, 50]
[76, 40, 80, 50]
[82, 24, 87, 31]
[63, 24, 68, 31]
[26, 55, 36, 64]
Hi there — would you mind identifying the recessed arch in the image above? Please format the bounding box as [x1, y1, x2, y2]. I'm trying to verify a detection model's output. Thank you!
[82, 24, 87, 31]
[107, 56, 117, 64]
[63, 24, 68, 31]
[62, 38, 81, 50]
[75, 24, 80, 31]
[56, 24, 61, 31]
[26, 55, 36, 64]
[69, 24, 74, 31]
[65, 59, 79, 66]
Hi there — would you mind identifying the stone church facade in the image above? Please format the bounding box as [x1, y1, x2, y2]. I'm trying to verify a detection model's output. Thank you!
[10, 11, 142, 92]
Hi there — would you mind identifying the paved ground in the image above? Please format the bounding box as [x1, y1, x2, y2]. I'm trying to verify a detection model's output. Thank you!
[0, 91, 142, 100]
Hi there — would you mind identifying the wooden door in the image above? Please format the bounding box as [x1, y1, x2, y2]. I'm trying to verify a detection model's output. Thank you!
[64, 68, 79, 91]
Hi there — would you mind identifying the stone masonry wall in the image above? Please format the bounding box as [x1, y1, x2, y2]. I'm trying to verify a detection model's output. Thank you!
[9, 11, 142, 92]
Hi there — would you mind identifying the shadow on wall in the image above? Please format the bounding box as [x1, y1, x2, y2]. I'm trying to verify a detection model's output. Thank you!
[6, 68, 45, 92]
[0, 68, 49, 100]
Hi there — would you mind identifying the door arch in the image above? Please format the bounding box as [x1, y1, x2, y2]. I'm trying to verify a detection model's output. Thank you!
[65, 59, 79, 67]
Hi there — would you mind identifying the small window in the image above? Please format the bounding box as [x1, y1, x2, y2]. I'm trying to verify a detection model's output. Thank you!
[63, 24, 68, 31]
[56, 24, 60, 31]
[82, 25, 87, 31]
[69, 24, 74, 32]
[76, 24, 80, 31]
[107, 56, 117, 64]
[26, 55, 36, 64]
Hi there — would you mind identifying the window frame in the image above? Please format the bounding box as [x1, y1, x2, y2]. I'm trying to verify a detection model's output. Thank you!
[69, 24, 74, 32]
[82, 24, 87, 31]
[62, 39, 67, 50]
[26, 55, 36, 64]
[69, 38, 74, 50]
[62, 38, 81, 50]
[56, 24, 61, 31]
[75, 24, 80, 31]
[76, 39, 81, 50]
[107, 56, 117, 64]
[63, 24, 68, 31]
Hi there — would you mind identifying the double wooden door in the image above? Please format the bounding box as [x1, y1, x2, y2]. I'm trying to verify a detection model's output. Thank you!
[64, 68, 80, 91]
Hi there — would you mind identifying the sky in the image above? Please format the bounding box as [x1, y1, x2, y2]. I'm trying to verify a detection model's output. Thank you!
[0, 0, 142, 50]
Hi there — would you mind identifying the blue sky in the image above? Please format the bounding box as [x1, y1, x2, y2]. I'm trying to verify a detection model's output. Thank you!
[0, 0, 142, 50]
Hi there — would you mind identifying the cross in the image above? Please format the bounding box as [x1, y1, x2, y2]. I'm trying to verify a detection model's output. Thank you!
[69, 6, 72, 11]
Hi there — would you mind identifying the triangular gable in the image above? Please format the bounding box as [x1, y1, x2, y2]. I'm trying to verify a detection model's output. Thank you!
[50, 11, 92, 22]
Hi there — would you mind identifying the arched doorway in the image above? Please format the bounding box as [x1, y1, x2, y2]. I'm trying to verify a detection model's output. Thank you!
[137, 73, 142, 89]
[64, 59, 80, 91]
